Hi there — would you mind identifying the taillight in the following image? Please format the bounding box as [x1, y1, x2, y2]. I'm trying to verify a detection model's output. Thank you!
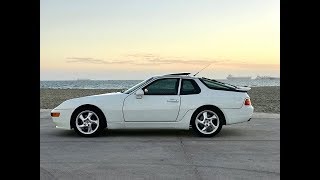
[244, 99, 251, 106]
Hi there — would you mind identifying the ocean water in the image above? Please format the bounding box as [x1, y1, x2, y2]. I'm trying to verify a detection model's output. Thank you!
[40, 79, 279, 89]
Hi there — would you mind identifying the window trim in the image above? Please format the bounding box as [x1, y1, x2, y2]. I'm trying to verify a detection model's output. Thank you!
[142, 78, 180, 95]
[177, 78, 182, 95]
[180, 79, 201, 95]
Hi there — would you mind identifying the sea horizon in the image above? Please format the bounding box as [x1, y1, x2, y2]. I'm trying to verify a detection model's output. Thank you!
[40, 79, 280, 89]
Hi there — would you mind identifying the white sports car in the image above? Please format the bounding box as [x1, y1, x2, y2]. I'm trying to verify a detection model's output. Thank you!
[51, 73, 253, 137]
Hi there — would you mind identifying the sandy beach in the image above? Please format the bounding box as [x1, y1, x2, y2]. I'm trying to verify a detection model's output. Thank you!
[40, 86, 279, 113]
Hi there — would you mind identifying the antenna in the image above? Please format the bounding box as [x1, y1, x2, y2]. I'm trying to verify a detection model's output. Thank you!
[193, 63, 212, 76]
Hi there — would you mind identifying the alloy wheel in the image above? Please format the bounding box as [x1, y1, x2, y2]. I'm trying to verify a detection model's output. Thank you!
[75, 110, 100, 135]
[195, 110, 220, 135]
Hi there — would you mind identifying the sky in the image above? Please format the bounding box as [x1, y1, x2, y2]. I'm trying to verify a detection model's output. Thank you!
[40, 0, 280, 80]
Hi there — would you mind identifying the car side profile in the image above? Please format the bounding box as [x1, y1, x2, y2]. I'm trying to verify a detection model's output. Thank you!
[51, 73, 254, 137]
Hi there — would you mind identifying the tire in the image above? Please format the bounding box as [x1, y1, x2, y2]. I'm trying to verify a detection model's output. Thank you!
[191, 108, 223, 137]
[71, 106, 106, 137]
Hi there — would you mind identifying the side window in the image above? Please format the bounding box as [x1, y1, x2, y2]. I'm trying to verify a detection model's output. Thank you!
[143, 78, 179, 95]
[180, 79, 201, 95]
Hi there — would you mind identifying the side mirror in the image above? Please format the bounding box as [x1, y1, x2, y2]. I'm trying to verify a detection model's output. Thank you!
[135, 89, 144, 99]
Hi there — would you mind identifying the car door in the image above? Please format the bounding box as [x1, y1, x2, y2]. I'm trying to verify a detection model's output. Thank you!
[178, 78, 202, 118]
[123, 78, 181, 122]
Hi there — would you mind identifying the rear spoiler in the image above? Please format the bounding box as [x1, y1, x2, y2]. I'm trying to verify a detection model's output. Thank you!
[235, 86, 251, 92]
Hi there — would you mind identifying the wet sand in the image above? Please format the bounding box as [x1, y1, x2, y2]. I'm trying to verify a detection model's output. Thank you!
[40, 86, 279, 113]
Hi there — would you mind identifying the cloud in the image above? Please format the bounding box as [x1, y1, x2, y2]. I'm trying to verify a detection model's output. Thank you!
[146, 59, 229, 65]
[66, 57, 132, 64]
[126, 53, 157, 59]
[65, 55, 279, 69]
[125, 53, 230, 65]
[66, 55, 225, 66]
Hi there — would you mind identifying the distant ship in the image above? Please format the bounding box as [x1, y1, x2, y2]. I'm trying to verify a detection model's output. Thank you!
[76, 78, 92, 81]
[255, 76, 280, 80]
[226, 74, 252, 80]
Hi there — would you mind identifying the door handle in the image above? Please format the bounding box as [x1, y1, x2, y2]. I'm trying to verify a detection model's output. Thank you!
[167, 99, 179, 102]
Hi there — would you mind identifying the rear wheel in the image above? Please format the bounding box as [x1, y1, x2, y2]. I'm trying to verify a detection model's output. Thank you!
[71, 107, 106, 137]
[191, 109, 223, 137]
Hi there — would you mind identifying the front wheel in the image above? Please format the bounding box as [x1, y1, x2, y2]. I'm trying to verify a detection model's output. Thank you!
[71, 107, 106, 137]
[191, 109, 223, 137]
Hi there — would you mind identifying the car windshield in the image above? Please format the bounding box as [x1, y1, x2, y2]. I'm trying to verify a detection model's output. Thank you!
[123, 77, 154, 94]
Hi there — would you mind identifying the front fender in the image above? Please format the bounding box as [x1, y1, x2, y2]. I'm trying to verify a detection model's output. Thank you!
[53, 93, 128, 123]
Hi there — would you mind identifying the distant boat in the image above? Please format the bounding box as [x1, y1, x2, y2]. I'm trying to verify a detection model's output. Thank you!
[226, 74, 251, 80]
[255, 76, 280, 80]
[76, 78, 92, 81]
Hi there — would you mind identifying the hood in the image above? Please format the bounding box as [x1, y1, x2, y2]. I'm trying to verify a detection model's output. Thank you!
[54, 92, 127, 109]
[81, 92, 122, 98]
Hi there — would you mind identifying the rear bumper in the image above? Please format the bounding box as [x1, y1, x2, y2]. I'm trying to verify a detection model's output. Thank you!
[222, 105, 254, 125]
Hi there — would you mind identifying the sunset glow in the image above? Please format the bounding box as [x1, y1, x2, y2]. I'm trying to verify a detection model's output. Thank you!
[41, 0, 280, 80]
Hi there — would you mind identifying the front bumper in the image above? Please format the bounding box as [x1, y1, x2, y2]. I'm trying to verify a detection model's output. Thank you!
[51, 109, 73, 129]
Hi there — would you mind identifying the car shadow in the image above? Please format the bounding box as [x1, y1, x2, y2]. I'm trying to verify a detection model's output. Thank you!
[102, 129, 194, 137]
[52, 129, 195, 138]
[52, 128, 246, 138]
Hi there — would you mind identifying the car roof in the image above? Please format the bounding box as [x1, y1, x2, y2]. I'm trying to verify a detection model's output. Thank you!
[153, 72, 199, 79]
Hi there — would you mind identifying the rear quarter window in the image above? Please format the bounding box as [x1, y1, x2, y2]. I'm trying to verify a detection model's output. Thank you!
[200, 78, 236, 91]
[180, 79, 201, 95]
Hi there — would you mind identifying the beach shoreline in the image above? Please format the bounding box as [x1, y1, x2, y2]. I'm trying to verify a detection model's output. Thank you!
[40, 86, 280, 113]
